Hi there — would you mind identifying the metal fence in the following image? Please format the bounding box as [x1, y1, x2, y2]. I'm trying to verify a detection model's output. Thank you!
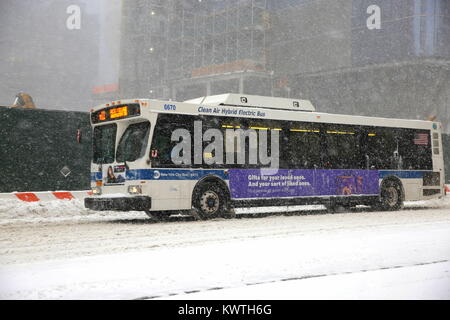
[0, 108, 91, 193]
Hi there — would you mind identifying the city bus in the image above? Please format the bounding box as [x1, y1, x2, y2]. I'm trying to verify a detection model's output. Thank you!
[84, 94, 446, 219]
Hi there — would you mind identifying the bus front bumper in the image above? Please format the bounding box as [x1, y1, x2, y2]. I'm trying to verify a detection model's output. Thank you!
[84, 196, 151, 211]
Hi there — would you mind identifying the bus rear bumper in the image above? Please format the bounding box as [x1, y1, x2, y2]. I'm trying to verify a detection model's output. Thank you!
[85, 196, 151, 211]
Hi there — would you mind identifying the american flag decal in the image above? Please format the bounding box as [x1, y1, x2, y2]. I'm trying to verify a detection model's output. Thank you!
[413, 133, 429, 145]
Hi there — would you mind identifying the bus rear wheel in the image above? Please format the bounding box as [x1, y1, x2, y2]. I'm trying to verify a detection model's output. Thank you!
[377, 180, 404, 211]
[193, 182, 229, 220]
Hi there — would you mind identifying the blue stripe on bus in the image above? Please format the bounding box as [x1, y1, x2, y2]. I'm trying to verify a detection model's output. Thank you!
[378, 170, 427, 179]
[125, 169, 229, 181]
[91, 169, 428, 181]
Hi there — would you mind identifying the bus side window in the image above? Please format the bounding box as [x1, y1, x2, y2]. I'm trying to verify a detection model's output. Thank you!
[151, 121, 173, 167]
[397, 128, 432, 170]
[322, 124, 363, 170]
[152, 135, 172, 163]
[280, 133, 291, 168]
[284, 122, 322, 169]
[151, 114, 194, 168]
[366, 128, 397, 170]
[366, 127, 432, 171]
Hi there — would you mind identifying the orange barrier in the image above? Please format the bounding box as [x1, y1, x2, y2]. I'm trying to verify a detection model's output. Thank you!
[0, 191, 92, 202]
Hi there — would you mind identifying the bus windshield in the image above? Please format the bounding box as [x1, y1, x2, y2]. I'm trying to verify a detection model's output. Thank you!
[93, 124, 117, 164]
[116, 121, 150, 163]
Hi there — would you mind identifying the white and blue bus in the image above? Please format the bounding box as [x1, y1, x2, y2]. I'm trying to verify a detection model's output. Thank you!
[85, 94, 445, 219]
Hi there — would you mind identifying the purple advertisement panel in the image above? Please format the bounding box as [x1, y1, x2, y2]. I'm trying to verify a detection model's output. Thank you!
[229, 169, 380, 199]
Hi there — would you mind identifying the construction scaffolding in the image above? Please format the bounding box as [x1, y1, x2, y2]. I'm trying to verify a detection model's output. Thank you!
[166, 0, 269, 78]
[120, 0, 271, 100]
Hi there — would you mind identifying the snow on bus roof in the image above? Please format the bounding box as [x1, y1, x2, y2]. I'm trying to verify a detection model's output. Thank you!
[184, 93, 315, 112]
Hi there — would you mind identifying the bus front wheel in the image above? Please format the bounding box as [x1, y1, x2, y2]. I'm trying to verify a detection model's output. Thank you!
[193, 182, 229, 220]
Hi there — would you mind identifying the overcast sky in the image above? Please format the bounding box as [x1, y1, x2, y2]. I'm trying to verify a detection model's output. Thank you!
[0, 0, 122, 110]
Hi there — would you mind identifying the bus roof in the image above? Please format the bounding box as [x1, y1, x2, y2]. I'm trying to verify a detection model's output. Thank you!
[184, 94, 315, 112]
[91, 95, 441, 131]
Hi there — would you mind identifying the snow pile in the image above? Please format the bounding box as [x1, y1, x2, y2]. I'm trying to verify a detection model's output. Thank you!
[0, 199, 147, 224]
[404, 195, 450, 209]
[0, 198, 87, 218]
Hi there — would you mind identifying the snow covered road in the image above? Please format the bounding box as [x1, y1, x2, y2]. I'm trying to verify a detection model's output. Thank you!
[0, 198, 449, 299]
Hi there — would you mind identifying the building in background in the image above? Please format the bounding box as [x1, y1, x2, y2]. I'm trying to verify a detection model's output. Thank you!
[119, 0, 272, 101]
[269, 0, 450, 131]
[91, 0, 123, 106]
[0, 0, 101, 111]
[0, 0, 124, 111]
[118, 0, 450, 133]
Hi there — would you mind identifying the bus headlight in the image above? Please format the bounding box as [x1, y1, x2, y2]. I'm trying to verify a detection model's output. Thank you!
[91, 186, 102, 195]
[128, 185, 142, 195]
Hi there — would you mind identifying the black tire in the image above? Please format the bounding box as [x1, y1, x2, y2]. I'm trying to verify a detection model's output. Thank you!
[377, 180, 404, 211]
[192, 182, 229, 220]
